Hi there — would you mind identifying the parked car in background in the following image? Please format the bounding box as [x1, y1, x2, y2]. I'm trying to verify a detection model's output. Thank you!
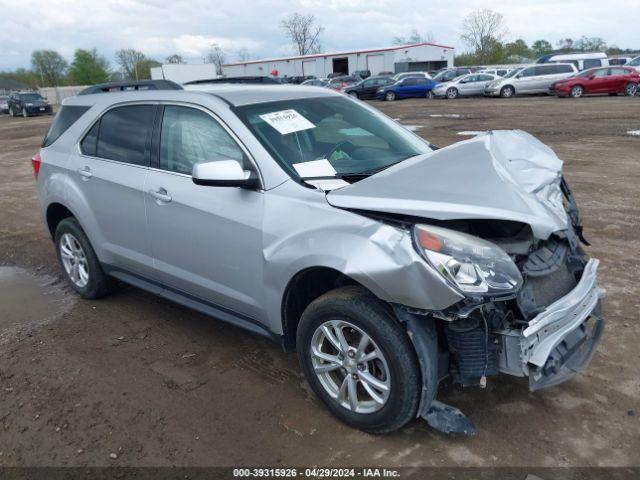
[392, 71, 432, 82]
[352, 70, 371, 79]
[327, 72, 345, 79]
[343, 76, 395, 99]
[484, 63, 578, 98]
[608, 57, 632, 66]
[327, 76, 361, 91]
[0, 95, 9, 114]
[301, 78, 329, 87]
[432, 73, 499, 99]
[185, 76, 280, 85]
[536, 52, 608, 71]
[378, 71, 394, 76]
[376, 76, 437, 101]
[550, 66, 639, 98]
[432, 68, 473, 83]
[626, 56, 640, 72]
[8, 92, 52, 117]
[478, 68, 513, 77]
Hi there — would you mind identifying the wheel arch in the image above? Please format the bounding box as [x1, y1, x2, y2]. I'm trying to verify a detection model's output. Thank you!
[281, 266, 377, 351]
[46, 202, 76, 238]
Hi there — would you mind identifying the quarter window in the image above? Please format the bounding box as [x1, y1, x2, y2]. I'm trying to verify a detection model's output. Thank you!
[42, 105, 89, 147]
[159, 105, 245, 175]
[95, 105, 155, 166]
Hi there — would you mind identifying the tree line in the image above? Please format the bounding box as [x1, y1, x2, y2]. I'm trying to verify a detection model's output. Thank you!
[0, 46, 228, 89]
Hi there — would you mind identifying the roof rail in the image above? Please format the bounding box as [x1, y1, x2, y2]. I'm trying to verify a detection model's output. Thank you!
[184, 76, 281, 85]
[78, 80, 183, 95]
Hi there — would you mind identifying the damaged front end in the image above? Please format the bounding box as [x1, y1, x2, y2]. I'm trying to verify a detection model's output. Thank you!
[325, 130, 606, 434]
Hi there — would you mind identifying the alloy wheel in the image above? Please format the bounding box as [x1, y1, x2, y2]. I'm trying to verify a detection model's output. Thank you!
[310, 320, 391, 414]
[385, 92, 395, 101]
[625, 83, 637, 96]
[59, 233, 90, 288]
[571, 86, 583, 98]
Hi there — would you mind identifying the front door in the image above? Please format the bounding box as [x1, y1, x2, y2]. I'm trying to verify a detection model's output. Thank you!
[145, 104, 265, 320]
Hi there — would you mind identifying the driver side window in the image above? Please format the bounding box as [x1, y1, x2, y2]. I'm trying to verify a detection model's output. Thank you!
[159, 105, 245, 175]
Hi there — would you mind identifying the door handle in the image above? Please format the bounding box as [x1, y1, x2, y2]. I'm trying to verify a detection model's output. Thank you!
[149, 188, 172, 203]
[77, 166, 92, 179]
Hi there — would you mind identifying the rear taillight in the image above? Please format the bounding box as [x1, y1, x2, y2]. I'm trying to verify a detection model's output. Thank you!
[32, 153, 41, 179]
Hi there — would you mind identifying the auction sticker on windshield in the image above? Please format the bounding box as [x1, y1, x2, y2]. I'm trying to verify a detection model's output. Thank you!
[259, 109, 315, 135]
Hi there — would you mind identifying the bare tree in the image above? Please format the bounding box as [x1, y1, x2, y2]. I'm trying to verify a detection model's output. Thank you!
[236, 48, 252, 62]
[205, 44, 226, 75]
[115, 48, 146, 81]
[281, 13, 323, 55]
[392, 29, 435, 45]
[165, 54, 185, 64]
[460, 9, 507, 64]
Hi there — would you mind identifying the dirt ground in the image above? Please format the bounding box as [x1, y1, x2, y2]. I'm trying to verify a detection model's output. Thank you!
[0, 96, 638, 468]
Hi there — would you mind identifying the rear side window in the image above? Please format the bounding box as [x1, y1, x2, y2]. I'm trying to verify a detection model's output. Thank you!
[95, 105, 156, 166]
[583, 59, 602, 69]
[556, 64, 574, 73]
[42, 106, 90, 147]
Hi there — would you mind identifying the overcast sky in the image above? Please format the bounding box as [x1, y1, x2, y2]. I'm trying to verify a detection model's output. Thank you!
[0, 0, 638, 71]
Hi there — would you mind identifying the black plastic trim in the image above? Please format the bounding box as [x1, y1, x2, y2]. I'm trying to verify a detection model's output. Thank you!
[103, 265, 278, 341]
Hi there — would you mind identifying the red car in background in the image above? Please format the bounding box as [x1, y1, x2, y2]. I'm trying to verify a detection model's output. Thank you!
[550, 66, 639, 98]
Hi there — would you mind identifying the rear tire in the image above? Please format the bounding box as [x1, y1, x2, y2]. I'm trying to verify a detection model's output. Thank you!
[349, 91, 359, 99]
[426, 90, 434, 99]
[500, 85, 515, 98]
[570, 85, 584, 98]
[624, 82, 637, 96]
[54, 217, 117, 299]
[297, 286, 421, 433]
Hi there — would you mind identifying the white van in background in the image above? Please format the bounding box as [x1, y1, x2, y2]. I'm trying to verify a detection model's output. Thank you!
[536, 52, 609, 71]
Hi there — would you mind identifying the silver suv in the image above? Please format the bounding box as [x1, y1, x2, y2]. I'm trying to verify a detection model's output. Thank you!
[35, 81, 604, 435]
[484, 63, 578, 97]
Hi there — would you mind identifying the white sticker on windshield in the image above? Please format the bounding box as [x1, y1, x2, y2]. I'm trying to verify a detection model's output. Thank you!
[292, 159, 337, 178]
[259, 109, 315, 135]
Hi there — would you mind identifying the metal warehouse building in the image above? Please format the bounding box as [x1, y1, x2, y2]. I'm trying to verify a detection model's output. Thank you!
[222, 42, 454, 78]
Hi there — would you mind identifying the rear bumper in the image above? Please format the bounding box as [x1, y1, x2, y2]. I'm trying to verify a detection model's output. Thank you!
[498, 258, 605, 390]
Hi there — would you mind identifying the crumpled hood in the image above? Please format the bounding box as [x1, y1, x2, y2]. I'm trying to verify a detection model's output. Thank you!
[326, 130, 569, 240]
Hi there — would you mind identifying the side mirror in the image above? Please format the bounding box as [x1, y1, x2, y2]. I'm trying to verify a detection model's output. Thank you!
[192, 160, 258, 188]
[588, 75, 596, 80]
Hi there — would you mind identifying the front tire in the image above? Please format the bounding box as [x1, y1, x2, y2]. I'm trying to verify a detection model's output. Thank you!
[297, 286, 421, 433]
[570, 85, 584, 98]
[348, 91, 359, 99]
[385, 91, 396, 101]
[446, 87, 458, 99]
[22, 107, 28, 118]
[500, 85, 515, 98]
[54, 218, 116, 299]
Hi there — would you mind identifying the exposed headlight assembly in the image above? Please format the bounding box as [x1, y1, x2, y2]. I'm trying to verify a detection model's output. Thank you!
[413, 224, 522, 296]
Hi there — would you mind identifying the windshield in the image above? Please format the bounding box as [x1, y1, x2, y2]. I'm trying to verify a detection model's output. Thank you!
[234, 96, 432, 180]
[503, 68, 523, 78]
[19, 93, 43, 101]
[627, 57, 640, 66]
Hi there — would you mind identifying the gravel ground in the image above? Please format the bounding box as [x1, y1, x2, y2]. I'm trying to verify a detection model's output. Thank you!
[0, 95, 638, 468]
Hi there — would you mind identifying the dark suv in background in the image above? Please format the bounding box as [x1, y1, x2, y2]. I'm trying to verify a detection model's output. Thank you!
[8, 92, 52, 117]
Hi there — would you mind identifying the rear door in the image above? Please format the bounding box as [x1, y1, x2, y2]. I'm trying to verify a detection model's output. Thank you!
[144, 104, 265, 320]
[69, 104, 157, 277]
